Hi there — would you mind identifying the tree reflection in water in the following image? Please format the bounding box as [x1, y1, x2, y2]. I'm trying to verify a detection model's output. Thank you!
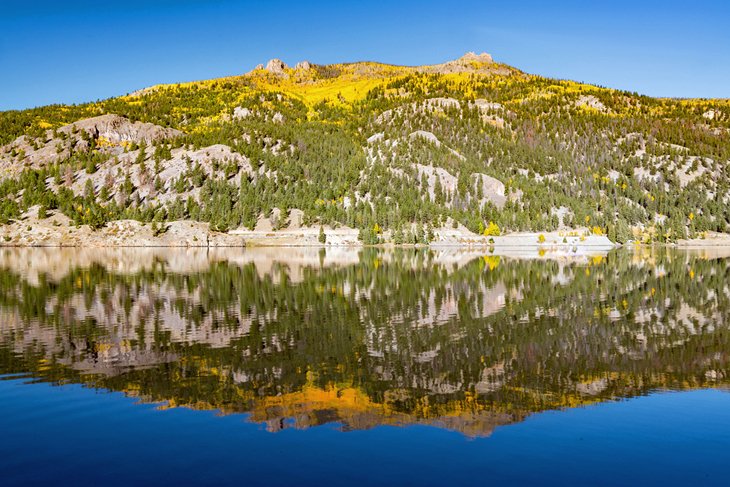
[0, 247, 728, 437]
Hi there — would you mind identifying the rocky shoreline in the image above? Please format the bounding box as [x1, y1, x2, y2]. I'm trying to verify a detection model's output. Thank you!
[0, 215, 606, 251]
[3, 209, 729, 250]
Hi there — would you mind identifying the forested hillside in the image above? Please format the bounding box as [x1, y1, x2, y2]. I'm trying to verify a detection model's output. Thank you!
[1, 52, 728, 243]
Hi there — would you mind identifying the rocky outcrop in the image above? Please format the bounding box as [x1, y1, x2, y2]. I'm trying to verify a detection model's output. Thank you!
[472, 99, 511, 128]
[233, 106, 252, 119]
[409, 130, 442, 147]
[473, 99, 503, 111]
[265, 58, 288, 75]
[376, 97, 462, 123]
[60, 114, 182, 143]
[295, 60, 312, 70]
[420, 52, 499, 75]
[0, 213, 245, 247]
[460, 51, 494, 63]
[0, 114, 182, 174]
[575, 95, 609, 113]
[67, 143, 256, 206]
[414, 163, 458, 202]
[366, 132, 384, 144]
[472, 173, 507, 209]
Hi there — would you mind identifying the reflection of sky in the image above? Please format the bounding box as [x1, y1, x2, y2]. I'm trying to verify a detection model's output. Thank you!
[1, 377, 727, 486]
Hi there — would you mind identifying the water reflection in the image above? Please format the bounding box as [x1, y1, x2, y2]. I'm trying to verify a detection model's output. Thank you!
[0, 247, 728, 437]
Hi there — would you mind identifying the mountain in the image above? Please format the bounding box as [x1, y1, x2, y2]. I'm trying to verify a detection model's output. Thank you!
[0, 52, 728, 245]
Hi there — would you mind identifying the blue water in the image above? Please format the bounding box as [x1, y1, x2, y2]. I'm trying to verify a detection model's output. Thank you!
[0, 376, 727, 487]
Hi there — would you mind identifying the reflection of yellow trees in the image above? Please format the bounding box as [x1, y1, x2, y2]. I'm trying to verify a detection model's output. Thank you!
[249, 373, 390, 425]
[136, 367, 695, 437]
[481, 255, 500, 270]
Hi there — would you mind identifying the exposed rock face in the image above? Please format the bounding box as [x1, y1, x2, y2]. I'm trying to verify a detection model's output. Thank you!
[407, 130, 465, 160]
[233, 106, 252, 119]
[376, 97, 462, 124]
[367, 132, 384, 144]
[420, 52, 498, 75]
[0, 134, 68, 172]
[459, 52, 494, 64]
[265, 58, 288, 75]
[0, 213, 245, 247]
[287, 208, 304, 228]
[473, 99, 503, 111]
[472, 173, 507, 209]
[472, 99, 509, 128]
[423, 97, 461, 110]
[0, 114, 182, 173]
[68, 143, 256, 207]
[575, 95, 609, 113]
[60, 114, 182, 143]
[410, 130, 442, 147]
[295, 61, 312, 70]
[414, 163, 457, 202]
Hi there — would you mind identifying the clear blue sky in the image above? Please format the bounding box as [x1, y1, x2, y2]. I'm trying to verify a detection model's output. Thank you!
[1, 0, 728, 110]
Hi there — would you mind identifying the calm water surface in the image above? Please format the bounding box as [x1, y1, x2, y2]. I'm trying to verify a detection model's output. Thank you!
[0, 247, 729, 486]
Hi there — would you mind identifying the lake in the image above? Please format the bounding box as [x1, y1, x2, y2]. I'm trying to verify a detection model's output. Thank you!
[0, 246, 728, 486]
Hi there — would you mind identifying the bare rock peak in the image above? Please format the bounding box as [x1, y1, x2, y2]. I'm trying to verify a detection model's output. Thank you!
[265, 58, 288, 74]
[417, 51, 499, 75]
[295, 60, 312, 70]
[459, 52, 493, 63]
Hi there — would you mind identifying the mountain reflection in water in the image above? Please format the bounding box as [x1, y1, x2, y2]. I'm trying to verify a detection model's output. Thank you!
[1, 246, 728, 438]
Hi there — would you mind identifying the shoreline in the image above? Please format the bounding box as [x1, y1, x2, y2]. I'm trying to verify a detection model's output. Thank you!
[2, 212, 730, 249]
[2, 240, 730, 249]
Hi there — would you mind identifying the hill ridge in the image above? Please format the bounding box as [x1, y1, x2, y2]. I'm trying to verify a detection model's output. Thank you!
[0, 52, 728, 246]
